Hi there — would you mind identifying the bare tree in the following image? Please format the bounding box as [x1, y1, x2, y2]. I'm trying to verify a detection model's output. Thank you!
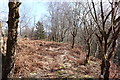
[65, 2, 82, 48]
[90, 1, 120, 79]
[19, 5, 31, 37]
[74, 3, 96, 63]
[82, 18, 95, 64]
[48, 2, 70, 42]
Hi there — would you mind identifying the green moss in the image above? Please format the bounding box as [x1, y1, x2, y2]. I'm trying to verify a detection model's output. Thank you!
[80, 74, 94, 78]
[59, 65, 65, 70]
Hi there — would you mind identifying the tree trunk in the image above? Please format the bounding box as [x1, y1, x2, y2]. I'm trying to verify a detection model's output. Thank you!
[2, 1, 21, 79]
[101, 59, 105, 76]
[85, 42, 90, 64]
[19, 26, 22, 36]
[0, 21, 2, 52]
[71, 35, 75, 48]
[100, 59, 110, 80]
[104, 60, 110, 80]
[59, 36, 64, 42]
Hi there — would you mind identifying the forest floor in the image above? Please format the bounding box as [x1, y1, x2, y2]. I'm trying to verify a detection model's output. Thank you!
[11, 38, 119, 79]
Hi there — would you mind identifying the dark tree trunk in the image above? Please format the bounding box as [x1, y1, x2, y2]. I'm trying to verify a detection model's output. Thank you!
[104, 60, 110, 80]
[100, 59, 110, 80]
[85, 42, 90, 64]
[2, 1, 21, 79]
[71, 35, 75, 48]
[60, 37, 64, 42]
[101, 59, 105, 76]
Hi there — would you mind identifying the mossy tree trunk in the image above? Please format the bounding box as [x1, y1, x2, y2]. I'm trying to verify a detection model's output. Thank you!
[2, 1, 21, 79]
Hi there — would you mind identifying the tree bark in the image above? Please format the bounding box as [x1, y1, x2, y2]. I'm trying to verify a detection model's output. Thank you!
[85, 42, 90, 64]
[2, 1, 21, 79]
[104, 60, 110, 80]
[71, 35, 75, 48]
[101, 59, 105, 75]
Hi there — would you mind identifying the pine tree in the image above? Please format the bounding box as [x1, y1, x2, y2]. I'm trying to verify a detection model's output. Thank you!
[34, 21, 45, 40]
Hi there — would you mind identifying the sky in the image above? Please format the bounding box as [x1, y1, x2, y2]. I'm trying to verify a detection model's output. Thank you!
[19, 1, 49, 26]
[0, 0, 49, 27]
[0, 0, 109, 28]
[0, 0, 107, 20]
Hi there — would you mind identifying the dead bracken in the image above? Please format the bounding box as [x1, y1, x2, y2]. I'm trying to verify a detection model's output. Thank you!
[10, 38, 119, 78]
